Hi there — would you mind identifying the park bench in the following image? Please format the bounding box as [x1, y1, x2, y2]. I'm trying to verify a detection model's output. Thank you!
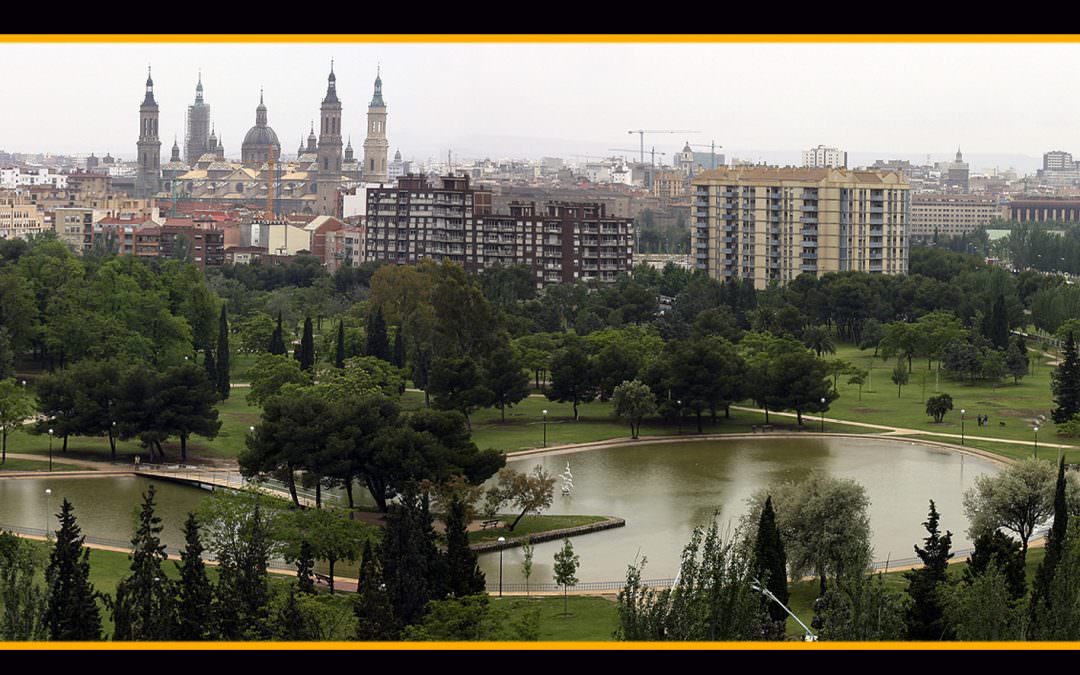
[314, 572, 331, 586]
[480, 519, 502, 530]
[761, 424, 774, 432]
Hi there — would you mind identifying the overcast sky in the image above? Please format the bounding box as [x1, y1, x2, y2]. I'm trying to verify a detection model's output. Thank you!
[2, 41, 1077, 169]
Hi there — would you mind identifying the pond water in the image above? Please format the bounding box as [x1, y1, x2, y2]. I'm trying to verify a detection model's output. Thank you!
[476, 436, 1000, 584]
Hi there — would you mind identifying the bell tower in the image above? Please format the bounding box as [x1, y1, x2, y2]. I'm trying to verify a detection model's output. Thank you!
[363, 66, 389, 183]
[136, 66, 161, 198]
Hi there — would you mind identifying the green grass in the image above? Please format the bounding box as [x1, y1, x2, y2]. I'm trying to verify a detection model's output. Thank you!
[499, 595, 618, 641]
[0, 458, 91, 472]
[468, 515, 610, 544]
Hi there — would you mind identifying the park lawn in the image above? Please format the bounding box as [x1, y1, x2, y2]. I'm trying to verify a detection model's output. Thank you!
[824, 342, 1078, 453]
[468, 515, 610, 544]
[0, 458, 91, 472]
[784, 546, 1049, 638]
[498, 595, 618, 641]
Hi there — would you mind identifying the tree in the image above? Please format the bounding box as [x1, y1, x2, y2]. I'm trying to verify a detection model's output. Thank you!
[879, 322, 924, 372]
[1006, 336, 1029, 384]
[891, 360, 909, 399]
[44, 499, 102, 640]
[203, 349, 217, 397]
[802, 325, 836, 358]
[444, 496, 486, 598]
[402, 594, 539, 641]
[335, 320, 346, 369]
[521, 538, 535, 597]
[963, 530, 1026, 602]
[482, 342, 531, 422]
[379, 489, 446, 629]
[392, 325, 405, 369]
[216, 305, 230, 400]
[903, 500, 955, 640]
[174, 512, 214, 640]
[353, 540, 397, 640]
[153, 363, 222, 462]
[945, 563, 1022, 641]
[245, 353, 312, 406]
[752, 496, 788, 638]
[268, 311, 287, 356]
[813, 571, 907, 641]
[277, 508, 369, 595]
[547, 340, 598, 421]
[743, 471, 871, 598]
[483, 465, 557, 531]
[553, 538, 580, 617]
[298, 316, 315, 372]
[0, 378, 34, 464]
[985, 293, 1010, 350]
[112, 485, 174, 641]
[236, 312, 274, 354]
[208, 497, 276, 640]
[611, 379, 657, 439]
[0, 532, 47, 640]
[295, 540, 316, 596]
[1052, 331, 1080, 424]
[963, 457, 1059, 562]
[847, 367, 869, 401]
[428, 355, 494, 428]
[365, 305, 391, 362]
[1030, 455, 1070, 634]
[925, 393, 954, 423]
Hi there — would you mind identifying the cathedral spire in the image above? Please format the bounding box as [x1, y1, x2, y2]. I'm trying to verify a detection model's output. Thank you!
[370, 67, 384, 107]
[143, 65, 157, 105]
[323, 61, 339, 104]
[195, 69, 204, 103]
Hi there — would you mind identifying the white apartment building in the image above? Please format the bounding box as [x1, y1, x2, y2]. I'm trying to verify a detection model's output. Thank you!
[802, 145, 848, 169]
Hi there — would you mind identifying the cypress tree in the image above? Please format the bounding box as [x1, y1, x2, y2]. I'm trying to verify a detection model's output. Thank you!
[392, 326, 405, 369]
[335, 320, 346, 369]
[175, 512, 214, 640]
[1052, 331, 1080, 423]
[379, 489, 445, 628]
[299, 317, 315, 372]
[44, 498, 102, 640]
[296, 539, 316, 595]
[216, 305, 230, 400]
[203, 349, 217, 398]
[354, 539, 396, 640]
[1031, 455, 1069, 635]
[752, 495, 789, 637]
[112, 485, 173, 641]
[268, 311, 286, 356]
[365, 306, 390, 362]
[444, 497, 486, 598]
[903, 500, 955, 640]
[986, 293, 1009, 350]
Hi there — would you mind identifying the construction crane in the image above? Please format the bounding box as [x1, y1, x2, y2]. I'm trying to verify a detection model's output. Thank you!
[608, 148, 666, 166]
[265, 157, 275, 219]
[685, 141, 724, 170]
[627, 129, 700, 164]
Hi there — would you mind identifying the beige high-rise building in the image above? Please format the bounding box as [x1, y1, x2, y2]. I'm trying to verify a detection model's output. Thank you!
[692, 167, 909, 288]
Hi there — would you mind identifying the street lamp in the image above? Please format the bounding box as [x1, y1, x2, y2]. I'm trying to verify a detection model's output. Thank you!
[676, 400, 682, 435]
[960, 410, 965, 446]
[44, 488, 52, 540]
[542, 410, 548, 448]
[820, 397, 826, 433]
[751, 578, 817, 641]
[497, 536, 507, 597]
[48, 428, 54, 472]
[1034, 425, 1039, 459]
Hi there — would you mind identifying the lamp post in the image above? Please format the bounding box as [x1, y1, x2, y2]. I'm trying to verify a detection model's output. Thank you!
[1034, 425, 1039, 459]
[542, 410, 548, 448]
[48, 428, 54, 472]
[676, 400, 682, 435]
[960, 409, 965, 446]
[751, 578, 817, 641]
[497, 536, 506, 597]
[44, 488, 52, 540]
[820, 397, 826, 433]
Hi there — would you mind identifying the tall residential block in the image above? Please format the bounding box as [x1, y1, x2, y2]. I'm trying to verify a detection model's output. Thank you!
[692, 166, 909, 288]
[802, 145, 847, 169]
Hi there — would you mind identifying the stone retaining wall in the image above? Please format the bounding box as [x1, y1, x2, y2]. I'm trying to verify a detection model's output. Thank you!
[470, 517, 625, 552]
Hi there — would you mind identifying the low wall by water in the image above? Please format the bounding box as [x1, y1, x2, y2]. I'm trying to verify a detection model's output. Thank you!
[471, 517, 625, 553]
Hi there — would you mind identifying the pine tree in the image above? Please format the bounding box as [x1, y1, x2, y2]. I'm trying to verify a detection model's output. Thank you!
[903, 500, 955, 640]
[444, 497, 486, 598]
[214, 500, 273, 640]
[1052, 331, 1080, 423]
[174, 512, 214, 641]
[393, 326, 405, 369]
[268, 311, 286, 356]
[296, 539, 316, 595]
[44, 498, 102, 640]
[335, 321, 346, 369]
[752, 495, 789, 638]
[299, 317, 315, 372]
[203, 349, 217, 396]
[354, 539, 397, 640]
[365, 306, 391, 362]
[1030, 455, 1069, 636]
[379, 489, 446, 628]
[963, 530, 1025, 601]
[112, 485, 173, 641]
[216, 305, 230, 400]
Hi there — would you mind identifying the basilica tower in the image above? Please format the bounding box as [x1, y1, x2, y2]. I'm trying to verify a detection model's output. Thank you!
[362, 67, 389, 183]
[136, 66, 162, 198]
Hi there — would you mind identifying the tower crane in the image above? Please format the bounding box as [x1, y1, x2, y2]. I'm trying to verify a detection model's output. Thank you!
[685, 141, 724, 170]
[627, 129, 700, 164]
[608, 148, 666, 166]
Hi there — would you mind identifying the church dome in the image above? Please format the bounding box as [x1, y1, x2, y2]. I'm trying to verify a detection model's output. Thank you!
[244, 125, 280, 148]
[241, 90, 281, 168]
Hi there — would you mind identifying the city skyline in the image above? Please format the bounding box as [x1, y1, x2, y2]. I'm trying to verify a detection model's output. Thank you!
[5, 41, 1080, 169]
